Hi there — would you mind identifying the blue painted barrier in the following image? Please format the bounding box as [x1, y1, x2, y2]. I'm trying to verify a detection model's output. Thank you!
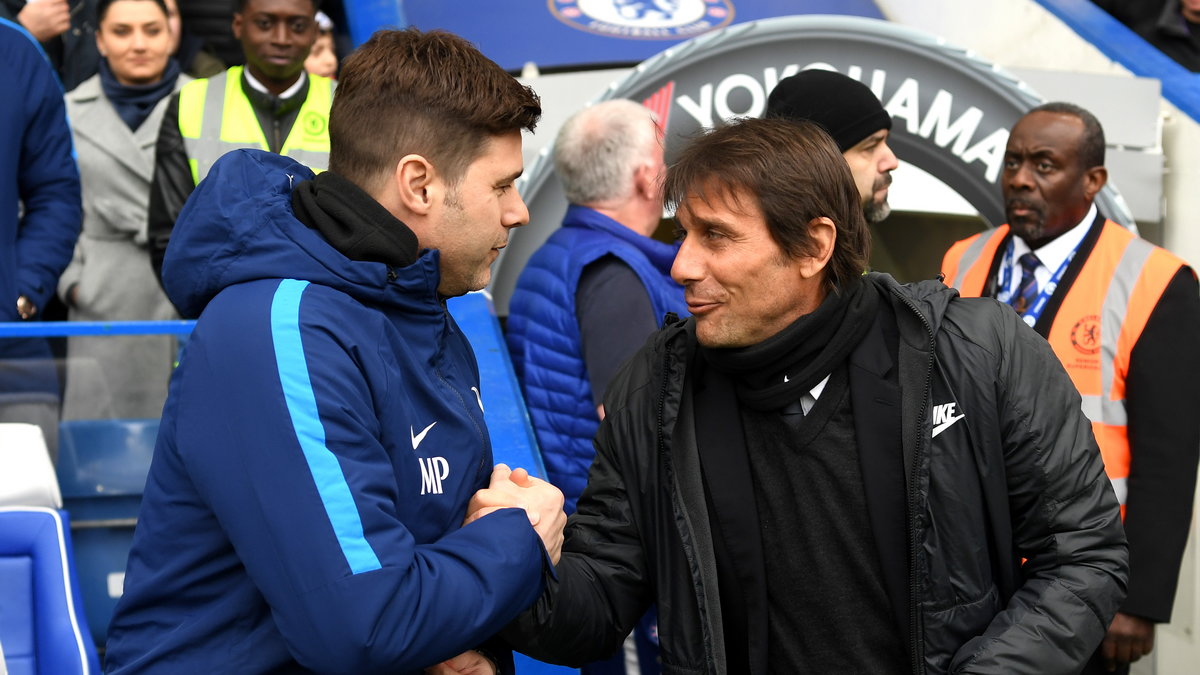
[1036, 0, 1200, 123]
[446, 292, 548, 479]
[0, 320, 195, 337]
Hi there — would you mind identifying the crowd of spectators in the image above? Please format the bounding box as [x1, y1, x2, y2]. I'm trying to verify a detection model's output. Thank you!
[1095, 0, 1200, 71]
[2, 0, 342, 437]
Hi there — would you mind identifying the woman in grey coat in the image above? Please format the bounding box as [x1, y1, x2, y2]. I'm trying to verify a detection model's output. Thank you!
[59, 0, 186, 420]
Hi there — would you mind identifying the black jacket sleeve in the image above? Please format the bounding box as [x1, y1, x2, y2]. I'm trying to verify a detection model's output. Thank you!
[148, 93, 195, 284]
[500, 345, 659, 666]
[950, 303, 1128, 673]
[500, 429, 654, 665]
[1121, 267, 1200, 623]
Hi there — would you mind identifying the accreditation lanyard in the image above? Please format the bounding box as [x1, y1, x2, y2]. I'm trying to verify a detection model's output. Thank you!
[995, 239, 1076, 327]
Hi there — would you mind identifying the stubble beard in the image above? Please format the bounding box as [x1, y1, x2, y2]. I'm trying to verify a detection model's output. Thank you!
[863, 174, 893, 225]
[863, 198, 891, 225]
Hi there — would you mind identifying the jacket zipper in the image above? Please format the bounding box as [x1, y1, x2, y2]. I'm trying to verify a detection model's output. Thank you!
[428, 302, 489, 476]
[657, 327, 720, 674]
[892, 288, 935, 675]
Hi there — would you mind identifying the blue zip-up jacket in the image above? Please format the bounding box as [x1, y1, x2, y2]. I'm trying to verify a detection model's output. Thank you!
[104, 150, 547, 673]
[506, 206, 686, 512]
[0, 19, 79, 348]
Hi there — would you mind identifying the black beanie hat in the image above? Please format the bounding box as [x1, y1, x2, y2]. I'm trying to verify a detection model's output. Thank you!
[765, 70, 892, 152]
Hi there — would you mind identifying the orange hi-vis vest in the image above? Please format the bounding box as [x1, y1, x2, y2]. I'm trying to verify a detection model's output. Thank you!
[942, 219, 1189, 517]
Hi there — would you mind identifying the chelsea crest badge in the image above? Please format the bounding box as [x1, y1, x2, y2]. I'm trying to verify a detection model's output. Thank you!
[549, 0, 735, 39]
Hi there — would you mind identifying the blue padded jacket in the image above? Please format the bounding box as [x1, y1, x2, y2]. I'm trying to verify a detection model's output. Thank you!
[104, 150, 547, 673]
[506, 206, 686, 513]
[0, 20, 80, 320]
[0, 20, 79, 379]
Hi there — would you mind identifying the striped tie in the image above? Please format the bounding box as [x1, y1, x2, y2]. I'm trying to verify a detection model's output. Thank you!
[1010, 253, 1041, 314]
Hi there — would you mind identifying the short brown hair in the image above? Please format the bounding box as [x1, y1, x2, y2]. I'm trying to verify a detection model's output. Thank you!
[664, 117, 870, 294]
[329, 29, 541, 193]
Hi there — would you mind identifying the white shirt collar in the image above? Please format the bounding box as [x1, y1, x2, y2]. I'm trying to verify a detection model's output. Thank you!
[242, 68, 308, 100]
[800, 373, 832, 416]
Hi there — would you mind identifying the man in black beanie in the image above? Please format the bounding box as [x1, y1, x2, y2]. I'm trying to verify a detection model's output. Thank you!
[766, 69, 898, 224]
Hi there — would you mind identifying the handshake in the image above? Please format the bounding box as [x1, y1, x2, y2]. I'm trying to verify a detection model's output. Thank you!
[464, 464, 567, 564]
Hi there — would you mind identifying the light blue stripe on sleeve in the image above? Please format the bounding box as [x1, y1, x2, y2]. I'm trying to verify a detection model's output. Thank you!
[270, 279, 382, 574]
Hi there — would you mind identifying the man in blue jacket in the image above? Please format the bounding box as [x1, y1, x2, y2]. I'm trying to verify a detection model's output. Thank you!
[507, 99, 686, 516]
[0, 18, 81, 457]
[105, 28, 565, 674]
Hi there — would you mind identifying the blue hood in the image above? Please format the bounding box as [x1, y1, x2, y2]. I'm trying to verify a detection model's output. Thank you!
[163, 149, 442, 319]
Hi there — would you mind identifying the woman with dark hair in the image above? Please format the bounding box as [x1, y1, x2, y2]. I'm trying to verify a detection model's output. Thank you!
[58, 0, 186, 419]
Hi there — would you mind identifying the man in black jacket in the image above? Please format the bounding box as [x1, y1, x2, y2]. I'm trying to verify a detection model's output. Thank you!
[492, 117, 1129, 674]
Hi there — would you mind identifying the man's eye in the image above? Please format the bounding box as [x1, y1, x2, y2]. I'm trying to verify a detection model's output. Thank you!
[1037, 161, 1054, 172]
[255, 19, 272, 30]
[289, 19, 311, 33]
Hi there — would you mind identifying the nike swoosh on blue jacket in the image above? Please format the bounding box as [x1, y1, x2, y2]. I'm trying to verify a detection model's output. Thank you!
[104, 149, 548, 673]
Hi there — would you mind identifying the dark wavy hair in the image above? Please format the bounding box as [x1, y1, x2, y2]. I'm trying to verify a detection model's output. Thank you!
[328, 28, 541, 193]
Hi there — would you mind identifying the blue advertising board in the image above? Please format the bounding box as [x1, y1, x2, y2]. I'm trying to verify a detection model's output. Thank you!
[344, 0, 883, 70]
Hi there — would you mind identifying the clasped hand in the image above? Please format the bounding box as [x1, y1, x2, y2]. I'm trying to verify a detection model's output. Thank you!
[464, 464, 566, 564]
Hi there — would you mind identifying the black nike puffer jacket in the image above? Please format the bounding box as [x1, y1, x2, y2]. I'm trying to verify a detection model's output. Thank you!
[505, 274, 1128, 674]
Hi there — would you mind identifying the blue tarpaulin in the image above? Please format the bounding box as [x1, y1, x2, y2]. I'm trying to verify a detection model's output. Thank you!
[343, 0, 884, 71]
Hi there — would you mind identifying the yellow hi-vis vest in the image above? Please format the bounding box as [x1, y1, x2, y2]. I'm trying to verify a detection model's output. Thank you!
[177, 66, 332, 185]
[942, 220, 1189, 517]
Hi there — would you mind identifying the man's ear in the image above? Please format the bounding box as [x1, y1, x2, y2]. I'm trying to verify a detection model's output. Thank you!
[1083, 166, 1108, 203]
[797, 216, 837, 280]
[394, 154, 438, 216]
[231, 13, 243, 40]
[634, 161, 657, 201]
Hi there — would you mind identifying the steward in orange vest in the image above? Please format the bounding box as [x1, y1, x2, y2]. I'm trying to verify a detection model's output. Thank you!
[942, 102, 1200, 675]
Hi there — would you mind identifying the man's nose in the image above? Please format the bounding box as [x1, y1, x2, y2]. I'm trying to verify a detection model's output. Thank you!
[1007, 162, 1035, 192]
[880, 141, 899, 173]
[671, 238, 701, 285]
[504, 189, 530, 229]
[271, 23, 292, 45]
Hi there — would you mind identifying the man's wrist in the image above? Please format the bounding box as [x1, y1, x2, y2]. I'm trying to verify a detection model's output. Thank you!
[474, 646, 500, 674]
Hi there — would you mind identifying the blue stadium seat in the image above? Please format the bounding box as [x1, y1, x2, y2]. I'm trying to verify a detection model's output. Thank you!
[0, 507, 100, 675]
[56, 419, 159, 649]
